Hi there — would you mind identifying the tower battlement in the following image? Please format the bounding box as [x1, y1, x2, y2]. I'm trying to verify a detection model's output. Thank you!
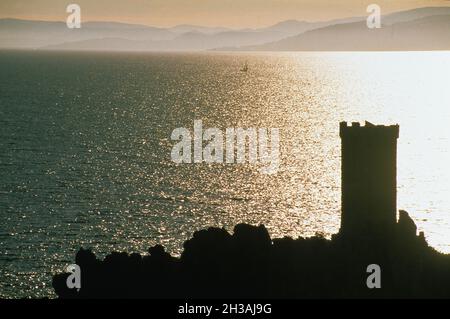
[340, 121, 399, 139]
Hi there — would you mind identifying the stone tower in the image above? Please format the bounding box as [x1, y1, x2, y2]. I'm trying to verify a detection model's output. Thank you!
[339, 121, 399, 238]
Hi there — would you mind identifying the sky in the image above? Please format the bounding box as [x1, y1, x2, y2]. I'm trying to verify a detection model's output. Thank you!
[1, 0, 449, 28]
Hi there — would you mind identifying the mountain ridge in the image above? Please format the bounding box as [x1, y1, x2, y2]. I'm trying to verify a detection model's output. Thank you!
[238, 14, 450, 51]
[1, 6, 449, 51]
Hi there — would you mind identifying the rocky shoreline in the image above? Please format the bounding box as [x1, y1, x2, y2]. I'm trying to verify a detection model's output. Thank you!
[53, 218, 450, 299]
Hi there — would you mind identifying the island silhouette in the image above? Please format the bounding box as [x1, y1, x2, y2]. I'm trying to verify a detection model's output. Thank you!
[52, 122, 450, 298]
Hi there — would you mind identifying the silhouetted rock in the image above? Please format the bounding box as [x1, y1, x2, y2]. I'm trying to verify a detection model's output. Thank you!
[52, 221, 450, 299]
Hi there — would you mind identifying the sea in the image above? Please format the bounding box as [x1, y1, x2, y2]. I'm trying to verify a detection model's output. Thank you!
[0, 50, 449, 298]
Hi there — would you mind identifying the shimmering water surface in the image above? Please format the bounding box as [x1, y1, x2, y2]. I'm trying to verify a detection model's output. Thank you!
[0, 51, 449, 298]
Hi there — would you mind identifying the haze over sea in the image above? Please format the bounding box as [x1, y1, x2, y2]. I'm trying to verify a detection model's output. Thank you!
[0, 51, 449, 298]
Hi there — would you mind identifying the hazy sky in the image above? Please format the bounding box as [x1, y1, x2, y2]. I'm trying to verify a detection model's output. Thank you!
[1, 0, 449, 27]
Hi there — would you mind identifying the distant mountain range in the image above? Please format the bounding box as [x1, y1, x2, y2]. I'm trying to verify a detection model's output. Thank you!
[0, 6, 449, 51]
[236, 9, 450, 51]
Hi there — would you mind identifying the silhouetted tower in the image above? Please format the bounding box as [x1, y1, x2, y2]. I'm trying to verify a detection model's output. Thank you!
[339, 121, 399, 238]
